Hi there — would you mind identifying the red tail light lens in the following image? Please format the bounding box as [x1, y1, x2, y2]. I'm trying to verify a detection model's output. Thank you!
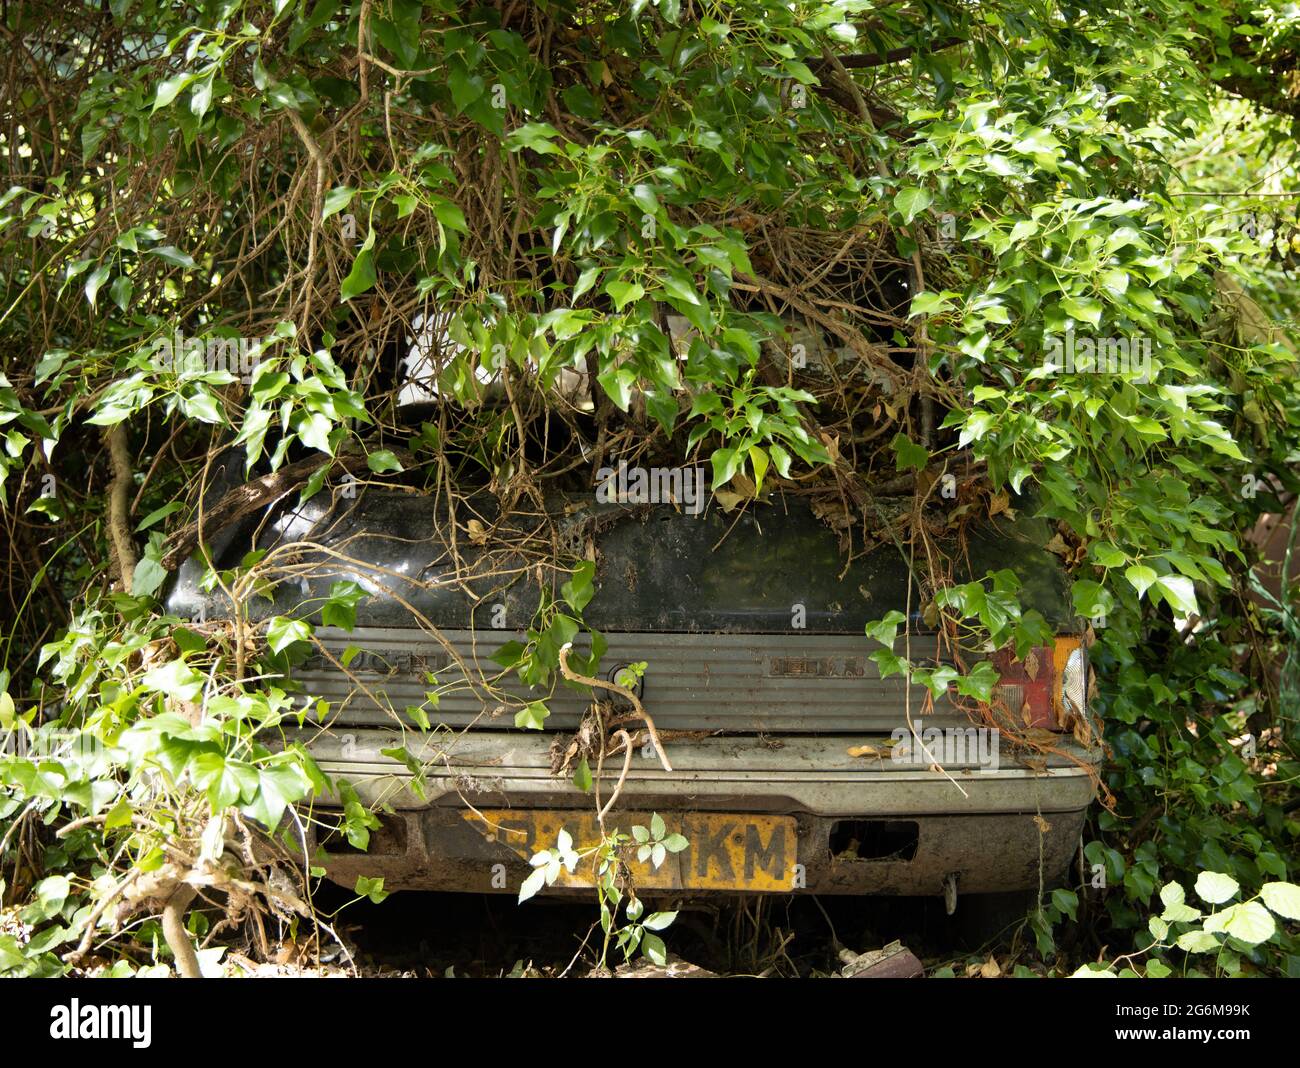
[987, 637, 1084, 730]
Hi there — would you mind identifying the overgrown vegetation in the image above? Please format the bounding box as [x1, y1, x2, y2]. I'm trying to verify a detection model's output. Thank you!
[1, 0, 1298, 976]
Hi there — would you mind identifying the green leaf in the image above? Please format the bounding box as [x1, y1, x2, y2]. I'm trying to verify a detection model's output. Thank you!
[894, 187, 932, 224]
[1061, 296, 1103, 327]
[1158, 881, 1184, 908]
[355, 875, 389, 904]
[1260, 881, 1300, 920]
[1153, 574, 1197, 615]
[153, 73, 194, 111]
[1203, 901, 1275, 946]
[890, 432, 928, 471]
[1051, 887, 1079, 922]
[505, 122, 562, 154]
[1194, 871, 1239, 905]
[910, 290, 955, 316]
[1125, 564, 1157, 599]
[1176, 929, 1220, 954]
[141, 659, 205, 702]
[709, 447, 741, 489]
[605, 279, 645, 311]
[136, 501, 183, 532]
[322, 185, 355, 220]
[366, 450, 403, 473]
[148, 245, 197, 269]
[340, 230, 377, 302]
[84, 264, 111, 309]
[430, 197, 467, 233]
[515, 700, 549, 730]
[266, 615, 313, 654]
[561, 560, 596, 613]
[572, 757, 592, 792]
[641, 932, 667, 966]
[131, 553, 168, 599]
[597, 366, 637, 411]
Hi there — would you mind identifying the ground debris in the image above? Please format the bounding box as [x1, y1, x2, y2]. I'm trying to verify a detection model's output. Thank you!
[589, 954, 717, 978]
[839, 940, 924, 978]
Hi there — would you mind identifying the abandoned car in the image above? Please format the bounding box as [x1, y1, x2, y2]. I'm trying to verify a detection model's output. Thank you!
[165, 454, 1100, 910]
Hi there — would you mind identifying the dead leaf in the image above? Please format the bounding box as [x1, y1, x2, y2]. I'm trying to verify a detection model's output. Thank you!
[1032, 814, 1053, 833]
[1044, 533, 1070, 558]
[811, 498, 853, 529]
[989, 490, 1009, 517]
[1024, 648, 1040, 681]
[715, 490, 744, 513]
[819, 432, 841, 464]
[847, 744, 881, 759]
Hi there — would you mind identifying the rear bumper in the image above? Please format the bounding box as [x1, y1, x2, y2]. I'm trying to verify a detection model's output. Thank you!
[306, 731, 1099, 897]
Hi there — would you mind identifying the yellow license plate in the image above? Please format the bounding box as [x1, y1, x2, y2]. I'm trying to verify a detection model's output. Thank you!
[461, 809, 796, 892]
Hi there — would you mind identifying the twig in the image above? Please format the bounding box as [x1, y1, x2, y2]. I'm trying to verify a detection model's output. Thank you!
[558, 644, 672, 772]
[104, 424, 137, 592]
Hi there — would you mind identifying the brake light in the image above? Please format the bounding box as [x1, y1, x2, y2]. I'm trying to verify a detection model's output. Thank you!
[990, 644, 1056, 729]
[989, 637, 1085, 731]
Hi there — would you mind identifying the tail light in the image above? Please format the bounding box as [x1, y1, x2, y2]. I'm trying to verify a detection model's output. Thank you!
[989, 637, 1087, 731]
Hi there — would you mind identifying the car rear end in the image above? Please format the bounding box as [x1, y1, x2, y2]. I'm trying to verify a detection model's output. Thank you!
[166, 482, 1099, 903]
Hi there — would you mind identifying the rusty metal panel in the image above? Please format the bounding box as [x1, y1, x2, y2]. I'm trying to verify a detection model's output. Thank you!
[296, 626, 972, 732]
[301, 731, 1100, 817]
[314, 807, 1089, 897]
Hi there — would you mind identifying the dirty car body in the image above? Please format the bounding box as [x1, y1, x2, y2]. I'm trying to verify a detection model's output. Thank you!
[167, 474, 1098, 903]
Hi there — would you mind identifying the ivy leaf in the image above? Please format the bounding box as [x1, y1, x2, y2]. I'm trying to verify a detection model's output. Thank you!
[354, 875, 389, 904]
[605, 279, 645, 311]
[1154, 574, 1197, 615]
[141, 659, 205, 702]
[1125, 564, 1157, 598]
[515, 701, 549, 730]
[266, 615, 313, 654]
[893, 187, 932, 224]
[147, 245, 197, 269]
[560, 560, 596, 613]
[1061, 296, 1103, 327]
[890, 432, 929, 471]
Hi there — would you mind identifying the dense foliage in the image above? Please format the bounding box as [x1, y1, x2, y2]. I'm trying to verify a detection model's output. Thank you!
[1, 0, 1298, 976]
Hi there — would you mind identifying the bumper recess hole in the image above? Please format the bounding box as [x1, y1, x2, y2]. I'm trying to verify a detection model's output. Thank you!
[829, 820, 919, 862]
[322, 813, 408, 856]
